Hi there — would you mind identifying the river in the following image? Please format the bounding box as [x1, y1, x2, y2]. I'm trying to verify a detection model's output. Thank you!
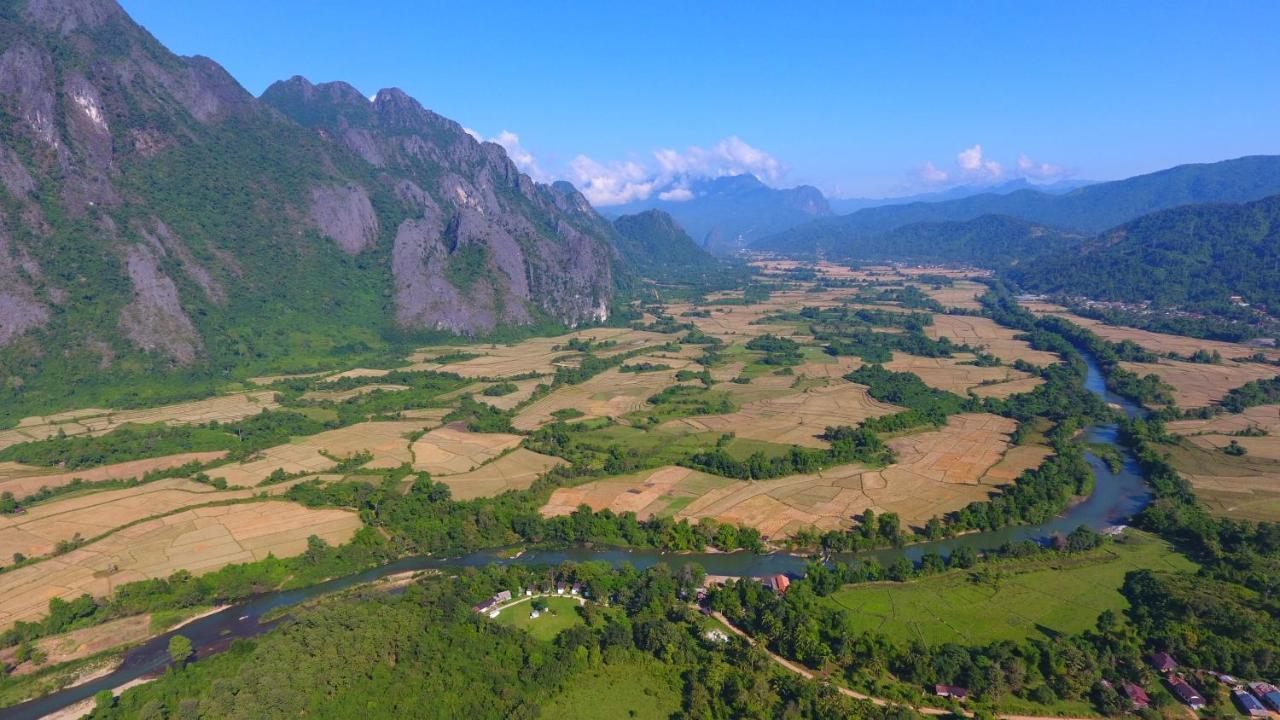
[2, 350, 1150, 720]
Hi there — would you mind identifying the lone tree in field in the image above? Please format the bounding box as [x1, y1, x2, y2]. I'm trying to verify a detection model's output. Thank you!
[169, 634, 193, 668]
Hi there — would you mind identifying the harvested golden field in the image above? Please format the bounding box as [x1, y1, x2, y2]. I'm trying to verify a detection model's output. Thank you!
[300, 384, 409, 402]
[320, 368, 392, 382]
[512, 367, 689, 431]
[0, 477, 327, 565]
[541, 466, 735, 520]
[1166, 404, 1280, 436]
[401, 328, 675, 379]
[1026, 308, 1280, 362]
[410, 426, 523, 475]
[981, 444, 1054, 482]
[919, 280, 986, 310]
[248, 370, 330, 385]
[1187, 434, 1280, 461]
[0, 501, 360, 628]
[1118, 359, 1277, 408]
[0, 451, 227, 499]
[0, 391, 279, 452]
[435, 449, 565, 500]
[475, 376, 551, 411]
[663, 380, 902, 448]
[1164, 441, 1280, 522]
[545, 413, 1020, 536]
[209, 420, 429, 486]
[925, 315, 1059, 365]
[970, 376, 1047, 399]
[0, 613, 152, 676]
[788, 355, 865, 379]
[884, 353, 1040, 395]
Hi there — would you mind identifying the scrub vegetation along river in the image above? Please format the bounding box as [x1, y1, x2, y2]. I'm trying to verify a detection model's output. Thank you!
[0, 261, 1277, 720]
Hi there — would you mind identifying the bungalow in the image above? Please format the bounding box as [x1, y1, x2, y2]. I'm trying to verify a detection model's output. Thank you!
[763, 574, 790, 593]
[1233, 689, 1269, 717]
[472, 599, 498, 614]
[1121, 682, 1150, 710]
[570, 583, 581, 596]
[1249, 682, 1280, 712]
[1167, 677, 1205, 709]
[555, 583, 567, 595]
[934, 685, 970, 700]
[1151, 651, 1177, 673]
[494, 590, 512, 603]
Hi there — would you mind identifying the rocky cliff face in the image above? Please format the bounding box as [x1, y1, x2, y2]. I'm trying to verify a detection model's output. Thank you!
[260, 77, 613, 333]
[0, 0, 616, 409]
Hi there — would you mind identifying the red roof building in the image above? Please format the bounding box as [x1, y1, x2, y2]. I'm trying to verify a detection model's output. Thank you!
[764, 574, 790, 593]
[1168, 677, 1206, 709]
[1121, 682, 1150, 709]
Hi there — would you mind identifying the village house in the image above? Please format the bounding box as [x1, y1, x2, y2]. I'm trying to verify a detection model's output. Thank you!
[1167, 677, 1206, 709]
[762, 574, 790, 593]
[1121, 682, 1149, 710]
[1151, 651, 1177, 673]
[1233, 689, 1269, 717]
[1250, 682, 1280, 712]
[934, 685, 969, 700]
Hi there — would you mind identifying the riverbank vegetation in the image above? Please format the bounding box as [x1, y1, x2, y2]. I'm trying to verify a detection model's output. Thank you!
[84, 564, 914, 720]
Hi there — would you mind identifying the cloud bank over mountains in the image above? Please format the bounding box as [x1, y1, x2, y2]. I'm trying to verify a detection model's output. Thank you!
[917, 144, 1069, 188]
[468, 127, 1073, 206]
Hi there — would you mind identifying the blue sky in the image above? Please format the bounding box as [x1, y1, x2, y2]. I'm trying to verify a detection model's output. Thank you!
[121, 0, 1280, 203]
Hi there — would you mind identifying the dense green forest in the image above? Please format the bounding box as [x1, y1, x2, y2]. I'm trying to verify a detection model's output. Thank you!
[611, 210, 747, 287]
[821, 214, 1083, 268]
[87, 564, 912, 720]
[1007, 194, 1280, 319]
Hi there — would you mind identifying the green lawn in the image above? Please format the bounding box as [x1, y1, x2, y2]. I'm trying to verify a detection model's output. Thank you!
[493, 596, 584, 641]
[822, 531, 1197, 645]
[539, 659, 681, 720]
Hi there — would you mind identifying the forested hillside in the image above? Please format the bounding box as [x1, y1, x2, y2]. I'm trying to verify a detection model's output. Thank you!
[611, 209, 742, 286]
[1007, 194, 1280, 314]
[758, 155, 1280, 255]
[831, 214, 1083, 267]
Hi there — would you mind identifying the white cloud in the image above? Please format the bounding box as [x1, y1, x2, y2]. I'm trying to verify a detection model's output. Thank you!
[1017, 153, 1065, 181]
[462, 128, 550, 182]
[658, 187, 694, 202]
[654, 136, 783, 184]
[918, 161, 949, 185]
[567, 155, 658, 206]
[457, 129, 786, 206]
[956, 144, 1003, 180]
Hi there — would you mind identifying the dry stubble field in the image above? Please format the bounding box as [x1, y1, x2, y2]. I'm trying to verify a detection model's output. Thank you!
[0, 501, 360, 627]
[544, 413, 1041, 535]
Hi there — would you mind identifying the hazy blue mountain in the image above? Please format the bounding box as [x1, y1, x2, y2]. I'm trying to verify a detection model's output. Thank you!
[827, 178, 1095, 214]
[759, 156, 1280, 255]
[606, 174, 830, 254]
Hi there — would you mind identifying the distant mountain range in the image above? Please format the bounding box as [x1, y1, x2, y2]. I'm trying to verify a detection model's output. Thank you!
[756, 155, 1280, 256]
[605, 174, 830, 254]
[826, 178, 1095, 215]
